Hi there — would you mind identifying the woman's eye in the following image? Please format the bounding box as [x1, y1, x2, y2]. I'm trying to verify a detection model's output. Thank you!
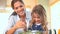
[15, 7, 18, 9]
[15, 6, 23, 9]
[19, 5, 23, 7]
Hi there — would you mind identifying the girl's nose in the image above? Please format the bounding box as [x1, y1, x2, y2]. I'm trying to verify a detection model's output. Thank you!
[35, 18, 38, 21]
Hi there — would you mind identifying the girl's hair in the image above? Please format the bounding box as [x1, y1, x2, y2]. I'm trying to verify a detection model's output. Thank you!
[11, 0, 24, 15]
[29, 4, 48, 31]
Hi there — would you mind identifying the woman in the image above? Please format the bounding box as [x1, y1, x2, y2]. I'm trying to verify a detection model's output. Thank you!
[5, 0, 31, 34]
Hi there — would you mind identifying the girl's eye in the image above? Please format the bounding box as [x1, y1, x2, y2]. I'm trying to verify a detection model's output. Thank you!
[34, 16, 40, 18]
[37, 17, 40, 18]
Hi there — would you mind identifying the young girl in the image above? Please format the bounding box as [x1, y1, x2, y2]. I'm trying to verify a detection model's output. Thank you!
[28, 4, 48, 32]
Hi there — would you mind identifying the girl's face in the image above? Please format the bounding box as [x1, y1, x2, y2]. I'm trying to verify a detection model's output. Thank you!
[32, 12, 41, 23]
[14, 1, 25, 16]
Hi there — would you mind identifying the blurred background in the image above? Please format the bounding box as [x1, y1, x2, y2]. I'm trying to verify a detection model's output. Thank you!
[0, 0, 60, 34]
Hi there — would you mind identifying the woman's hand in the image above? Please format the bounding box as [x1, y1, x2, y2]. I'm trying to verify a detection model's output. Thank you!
[14, 20, 26, 30]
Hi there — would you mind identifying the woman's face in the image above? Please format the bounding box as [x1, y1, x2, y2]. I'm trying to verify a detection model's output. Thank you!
[32, 12, 41, 23]
[14, 1, 25, 16]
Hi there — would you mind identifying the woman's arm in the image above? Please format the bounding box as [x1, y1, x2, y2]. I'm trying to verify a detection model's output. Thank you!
[5, 15, 25, 34]
[6, 20, 26, 34]
[6, 26, 17, 34]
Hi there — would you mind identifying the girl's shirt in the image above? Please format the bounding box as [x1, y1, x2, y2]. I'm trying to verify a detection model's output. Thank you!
[28, 23, 44, 31]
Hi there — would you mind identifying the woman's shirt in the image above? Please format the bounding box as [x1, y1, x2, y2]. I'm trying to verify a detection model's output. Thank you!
[5, 11, 31, 34]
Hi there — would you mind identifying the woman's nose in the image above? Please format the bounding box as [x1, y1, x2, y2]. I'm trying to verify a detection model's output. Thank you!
[18, 7, 21, 11]
[18, 7, 24, 11]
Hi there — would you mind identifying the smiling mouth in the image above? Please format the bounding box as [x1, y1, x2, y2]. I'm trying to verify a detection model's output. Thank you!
[19, 11, 25, 14]
[18, 11, 25, 16]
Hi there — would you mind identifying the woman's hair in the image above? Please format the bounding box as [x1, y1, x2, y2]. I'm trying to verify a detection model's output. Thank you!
[29, 4, 48, 31]
[11, 0, 24, 15]
[11, 0, 24, 9]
